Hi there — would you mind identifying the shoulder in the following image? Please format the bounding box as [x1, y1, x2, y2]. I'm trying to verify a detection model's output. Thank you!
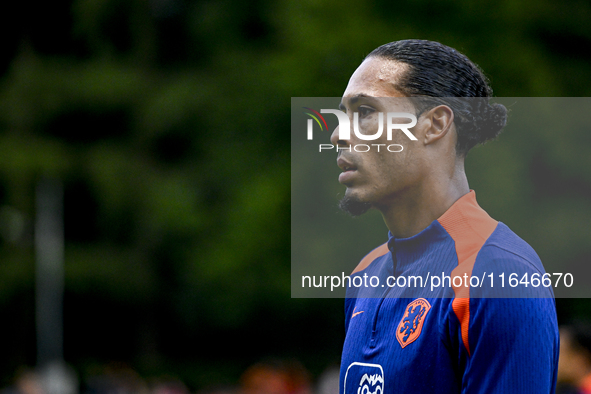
[470, 222, 553, 298]
[476, 222, 546, 275]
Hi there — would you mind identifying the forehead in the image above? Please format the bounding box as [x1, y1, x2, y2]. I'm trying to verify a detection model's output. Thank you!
[342, 57, 408, 99]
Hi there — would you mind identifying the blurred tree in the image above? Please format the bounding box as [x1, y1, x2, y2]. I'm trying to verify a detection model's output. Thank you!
[0, 0, 589, 389]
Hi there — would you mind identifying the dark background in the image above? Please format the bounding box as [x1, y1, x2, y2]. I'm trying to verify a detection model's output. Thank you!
[0, 0, 590, 391]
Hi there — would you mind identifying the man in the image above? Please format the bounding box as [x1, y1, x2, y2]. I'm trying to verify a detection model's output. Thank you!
[333, 40, 559, 393]
[557, 322, 591, 394]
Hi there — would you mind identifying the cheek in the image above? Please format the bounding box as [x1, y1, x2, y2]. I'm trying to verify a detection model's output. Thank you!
[373, 151, 401, 183]
[358, 135, 418, 185]
[375, 137, 412, 168]
[373, 144, 420, 187]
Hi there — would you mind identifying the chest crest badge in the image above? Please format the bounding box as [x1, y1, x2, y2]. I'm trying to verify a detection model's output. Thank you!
[396, 298, 431, 348]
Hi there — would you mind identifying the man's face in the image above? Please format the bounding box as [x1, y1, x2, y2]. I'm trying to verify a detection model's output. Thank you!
[331, 57, 428, 215]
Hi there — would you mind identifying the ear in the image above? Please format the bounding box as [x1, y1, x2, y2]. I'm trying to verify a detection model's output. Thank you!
[422, 105, 454, 145]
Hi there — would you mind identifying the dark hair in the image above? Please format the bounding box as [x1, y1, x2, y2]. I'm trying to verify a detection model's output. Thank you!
[366, 39, 507, 156]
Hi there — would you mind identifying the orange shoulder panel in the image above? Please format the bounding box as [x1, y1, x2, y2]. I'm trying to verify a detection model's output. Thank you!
[438, 191, 498, 356]
[351, 243, 389, 275]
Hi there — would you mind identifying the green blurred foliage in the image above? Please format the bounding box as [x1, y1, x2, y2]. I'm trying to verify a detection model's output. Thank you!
[0, 0, 590, 389]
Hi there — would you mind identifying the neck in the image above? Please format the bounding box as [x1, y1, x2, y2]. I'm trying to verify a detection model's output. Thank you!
[380, 161, 470, 238]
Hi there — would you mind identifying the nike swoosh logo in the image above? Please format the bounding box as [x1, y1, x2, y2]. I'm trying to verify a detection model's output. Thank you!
[352, 307, 364, 318]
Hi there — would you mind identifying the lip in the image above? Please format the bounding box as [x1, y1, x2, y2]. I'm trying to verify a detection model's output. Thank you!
[337, 157, 358, 183]
[337, 157, 357, 172]
[338, 169, 357, 183]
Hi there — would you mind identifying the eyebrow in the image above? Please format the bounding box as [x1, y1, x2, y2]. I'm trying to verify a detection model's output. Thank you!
[339, 93, 372, 111]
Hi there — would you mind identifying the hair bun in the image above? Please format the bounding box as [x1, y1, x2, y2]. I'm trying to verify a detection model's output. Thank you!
[453, 98, 508, 152]
[479, 102, 508, 141]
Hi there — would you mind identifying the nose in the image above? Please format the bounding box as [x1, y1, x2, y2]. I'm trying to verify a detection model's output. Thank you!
[330, 125, 349, 148]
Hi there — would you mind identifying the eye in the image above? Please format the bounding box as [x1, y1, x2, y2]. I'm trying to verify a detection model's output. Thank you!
[358, 106, 375, 117]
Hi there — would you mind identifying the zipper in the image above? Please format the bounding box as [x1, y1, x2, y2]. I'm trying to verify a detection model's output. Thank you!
[369, 287, 392, 348]
[369, 241, 397, 348]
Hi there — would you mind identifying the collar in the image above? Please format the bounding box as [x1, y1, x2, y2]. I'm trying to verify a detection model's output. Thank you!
[387, 190, 497, 259]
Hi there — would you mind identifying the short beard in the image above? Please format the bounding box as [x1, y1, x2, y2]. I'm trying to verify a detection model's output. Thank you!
[339, 194, 372, 217]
